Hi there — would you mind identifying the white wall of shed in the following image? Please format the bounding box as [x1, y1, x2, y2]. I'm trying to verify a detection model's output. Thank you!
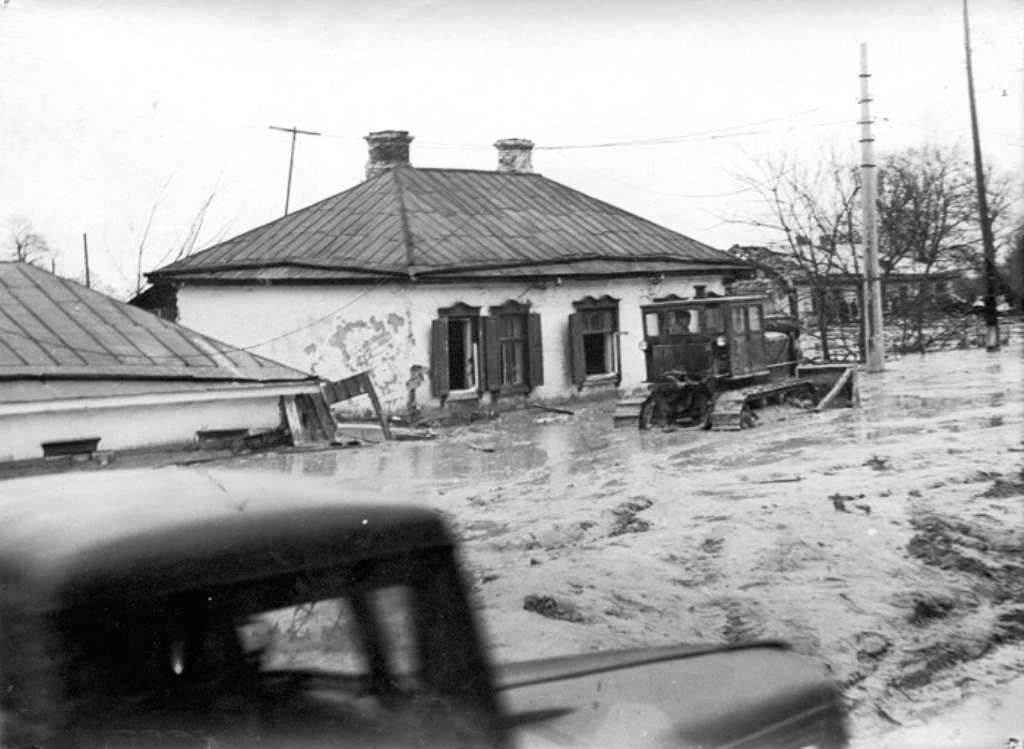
[0, 395, 283, 462]
[176, 276, 728, 413]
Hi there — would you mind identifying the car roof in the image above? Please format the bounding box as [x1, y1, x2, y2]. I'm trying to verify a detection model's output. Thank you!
[0, 467, 452, 611]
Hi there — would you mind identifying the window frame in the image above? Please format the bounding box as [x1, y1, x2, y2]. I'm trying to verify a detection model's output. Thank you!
[431, 303, 482, 400]
[569, 296, 621, 388]
[486, 300, 543, 395]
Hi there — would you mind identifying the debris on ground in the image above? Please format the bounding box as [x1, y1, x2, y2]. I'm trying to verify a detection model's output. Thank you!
[523, 594, 586, 623]
[980, 475, 1024, 498]
[864, 455, 891, 471]
[829, 493, 864, 513]
[854, 631, 891, 660]
[754, 475, 803, 484]
[608, 497, 654, 536]
[529, 403, 576, 416]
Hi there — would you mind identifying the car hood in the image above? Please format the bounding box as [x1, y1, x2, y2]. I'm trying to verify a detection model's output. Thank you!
[494, 641, 846, 748]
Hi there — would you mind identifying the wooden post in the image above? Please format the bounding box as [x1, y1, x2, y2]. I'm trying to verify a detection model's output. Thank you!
[962, 0, 1001, 351]
[359, 372, 394, 441]
[859, 43, 885, 372]
[282, 395, 314, 447]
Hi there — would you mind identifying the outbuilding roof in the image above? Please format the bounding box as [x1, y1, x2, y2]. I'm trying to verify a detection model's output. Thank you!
[0, 262, 314, 385]
[149, 167, 750, 284]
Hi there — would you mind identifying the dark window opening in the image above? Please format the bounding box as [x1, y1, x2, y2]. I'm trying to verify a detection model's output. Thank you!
[431, 305, 482, 398]
[447, 318, 476, 391]
[570, 299, 619, 387]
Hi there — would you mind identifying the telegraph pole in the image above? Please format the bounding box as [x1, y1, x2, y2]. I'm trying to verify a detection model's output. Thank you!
[269, 125, 321, 215]
[962, 0, 1001, 351]
[859, 43, 885, 372]
[82, 233, 91, 288]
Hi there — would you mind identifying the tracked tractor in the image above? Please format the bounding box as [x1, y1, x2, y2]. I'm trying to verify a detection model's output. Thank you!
[613, 295, 856, 431]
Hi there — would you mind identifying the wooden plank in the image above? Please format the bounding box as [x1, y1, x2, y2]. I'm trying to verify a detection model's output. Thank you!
[310, 388, 338, 435]
[360, 372, 393, 441]
[282, 395, 314, 447]
[814, 367, 854, 411]
[295, 394, 330, 443]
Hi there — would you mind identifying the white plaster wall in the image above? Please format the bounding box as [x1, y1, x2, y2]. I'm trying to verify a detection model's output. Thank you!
[177, 276, 727, 412]
[0, 396, 283, 463]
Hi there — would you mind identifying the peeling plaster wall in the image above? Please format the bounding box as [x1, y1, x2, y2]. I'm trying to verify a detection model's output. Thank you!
[177, 276, 727, 413]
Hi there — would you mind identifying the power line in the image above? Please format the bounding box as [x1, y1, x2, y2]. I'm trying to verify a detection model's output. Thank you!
[548, 149, 754, 199]
[535, 110, 832, 150]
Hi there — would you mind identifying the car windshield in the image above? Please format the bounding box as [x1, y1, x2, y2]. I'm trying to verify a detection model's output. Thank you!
[49, 553, 495, 748]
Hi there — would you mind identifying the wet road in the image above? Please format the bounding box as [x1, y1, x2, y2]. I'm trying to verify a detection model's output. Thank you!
[223, 332, 1023, 747]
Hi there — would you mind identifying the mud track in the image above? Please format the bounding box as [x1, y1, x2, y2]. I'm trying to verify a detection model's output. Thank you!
[226, 330, 1024, 746]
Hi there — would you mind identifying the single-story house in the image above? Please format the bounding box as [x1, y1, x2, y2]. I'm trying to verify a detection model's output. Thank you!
[144, 131, 755, 415]
[0, 262, 320, 463]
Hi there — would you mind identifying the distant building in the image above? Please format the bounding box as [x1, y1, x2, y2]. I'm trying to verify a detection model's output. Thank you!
[0, 262, 318, 463]
[145, 131, 755, 413]
[728, 245, 964, 324]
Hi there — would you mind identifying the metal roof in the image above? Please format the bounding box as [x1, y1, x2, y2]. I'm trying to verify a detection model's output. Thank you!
[150, 167, 751, 284]
[0, 262, 315, 384]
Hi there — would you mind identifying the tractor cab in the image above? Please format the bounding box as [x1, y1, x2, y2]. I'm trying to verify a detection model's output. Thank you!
[639, 295, 780, 384]
[617, 295, 853, 430]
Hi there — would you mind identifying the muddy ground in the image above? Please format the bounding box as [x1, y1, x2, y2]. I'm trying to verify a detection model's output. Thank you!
[13, 331, 1020, 747]
[215, 330, 1024, 747]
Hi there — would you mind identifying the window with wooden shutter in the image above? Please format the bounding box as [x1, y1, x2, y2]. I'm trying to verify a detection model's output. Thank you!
[568, 312, 586, 387]
[527, 313, 543, 386]
[488, 300, 541, 394]
[430, 318, 450, 397]
[434, 304, 482, 396]
[570, 296, 620, 386]
[482, 316, 501, 392]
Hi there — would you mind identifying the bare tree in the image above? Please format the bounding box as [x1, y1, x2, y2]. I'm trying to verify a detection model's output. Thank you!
[4, 216, 54, 269]
[733, 148, 863, 361]
[877, 146, 1012, 351]
[125, 175, 227, 298]
[735, 145, 1012, 358]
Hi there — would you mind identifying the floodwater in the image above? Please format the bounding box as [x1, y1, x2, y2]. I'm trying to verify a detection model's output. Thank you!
[224, 332, 1024, 748]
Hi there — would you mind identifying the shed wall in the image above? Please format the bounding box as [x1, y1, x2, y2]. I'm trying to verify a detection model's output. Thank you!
[0, 396, 283, 462]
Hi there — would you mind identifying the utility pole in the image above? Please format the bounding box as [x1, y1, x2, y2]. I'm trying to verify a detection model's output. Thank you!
[82, 233, 91, 288]
[269, 125, 321, 215]
[859, 43, 885, 373]
[962, 0, 1001, 351]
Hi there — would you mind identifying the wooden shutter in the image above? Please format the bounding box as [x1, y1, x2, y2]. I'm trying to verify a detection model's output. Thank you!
[482, 316, 501, 391]
[430, 318, 450, 397]
[527, 313, 544, 387]
[568, 312, 586, 387]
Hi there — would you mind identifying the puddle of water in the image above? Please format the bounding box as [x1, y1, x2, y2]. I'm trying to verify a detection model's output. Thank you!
[223, 341, 1022, 492]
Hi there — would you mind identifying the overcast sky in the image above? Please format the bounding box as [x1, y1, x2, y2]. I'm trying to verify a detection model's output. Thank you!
[2, 0, 1021, 297]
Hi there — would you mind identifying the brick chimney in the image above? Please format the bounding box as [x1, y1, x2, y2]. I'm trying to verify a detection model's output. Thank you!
[365, 130, 413, 180]
[495, 138, 534, 174]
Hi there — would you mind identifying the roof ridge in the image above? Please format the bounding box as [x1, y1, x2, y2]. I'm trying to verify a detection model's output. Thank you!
[391, 168, 417, 277]
[147, 167, 745, 283]
[154, 174, 385, 273]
